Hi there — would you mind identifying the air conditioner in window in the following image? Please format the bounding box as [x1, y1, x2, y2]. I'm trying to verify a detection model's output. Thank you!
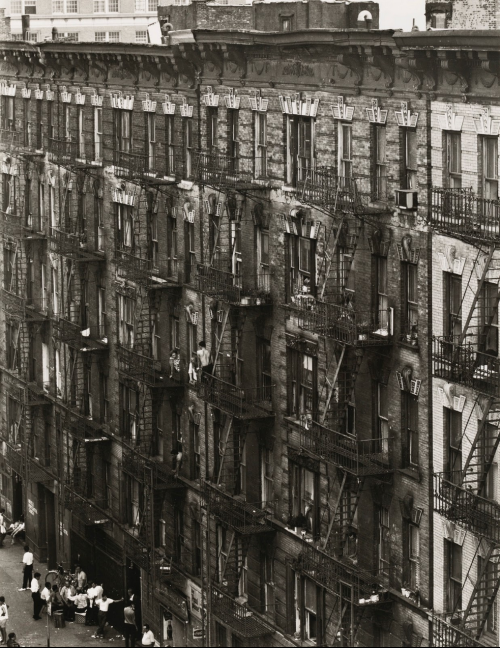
[395, 189, 418, 210]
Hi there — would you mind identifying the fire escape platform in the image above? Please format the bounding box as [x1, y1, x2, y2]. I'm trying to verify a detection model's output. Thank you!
[211, 585, 275, 639]
[203, 482, 274, 535]
[197, 374, 274, 420]
[434, 471, 500, 545]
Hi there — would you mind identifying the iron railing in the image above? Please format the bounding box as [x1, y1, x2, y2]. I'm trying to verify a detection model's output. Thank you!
[295, 543, 392, 604]
[432, 616, 483, 648]
[432, 335, 500, 396]
[211, 585, 274, 638]
[434, 472, 500, 545]
[197, 368, 273, 419]
[430, 187, 500, 243]
[195, 152, 269, 191]
[296, 168, 358, 214]
[197, 264, 271, 304]
[285, 298, 393, 346]
[296, 419, 392, 476]
[122, 448, 184, 489]
[53, 318, 108, 351]
[203, 482, 274, 535]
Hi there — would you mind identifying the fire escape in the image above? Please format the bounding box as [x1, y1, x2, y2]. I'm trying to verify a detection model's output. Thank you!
[430, 186, 500, 645]
[194, 150, 276, 641]
[280, 168, 394, 645]
[0, 149, 53, 488]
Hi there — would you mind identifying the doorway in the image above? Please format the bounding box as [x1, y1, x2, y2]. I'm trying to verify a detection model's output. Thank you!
[12, 472, 23, 521]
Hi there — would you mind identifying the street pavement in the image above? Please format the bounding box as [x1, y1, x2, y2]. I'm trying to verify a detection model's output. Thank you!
[0, 541, 127, 647]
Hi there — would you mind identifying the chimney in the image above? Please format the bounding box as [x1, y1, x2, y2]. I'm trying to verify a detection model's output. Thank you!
[21, 14, 30, 40]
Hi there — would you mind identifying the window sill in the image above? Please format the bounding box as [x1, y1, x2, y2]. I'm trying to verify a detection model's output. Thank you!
[398, 339, 420, 352]
[398, 466, 421, 482]
[281, 185, 296, 193]
[177, 180, 194, 190]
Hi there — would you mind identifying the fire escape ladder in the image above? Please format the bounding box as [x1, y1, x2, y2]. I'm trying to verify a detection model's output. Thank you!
[332, 348, 364, 431]
[219, 530, 236, 582]
[19, 320, 30, 380]
[212, 306, 230, 374]
[456, 245, 495, 349]
[216, 415, 234, 486]
[462, 397, 500, 494]
[321, 346, 346, 423]
[461, 544, 500, 639]
[323, 472, 347, 548]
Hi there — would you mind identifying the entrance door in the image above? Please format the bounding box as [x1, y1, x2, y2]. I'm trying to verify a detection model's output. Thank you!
[45, 489, 57, 569]
[12, 473, 23, 521]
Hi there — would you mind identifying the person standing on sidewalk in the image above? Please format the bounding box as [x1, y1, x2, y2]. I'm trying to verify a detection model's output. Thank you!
[31, 572, 42, 620]
[141, 624, 155, 647]
[123, 604, 138, 647]
[0, 596, 9, 645]
[94, 595, 123, 639]
[19, 545, 33, 591]
[0, 509, 7, 548]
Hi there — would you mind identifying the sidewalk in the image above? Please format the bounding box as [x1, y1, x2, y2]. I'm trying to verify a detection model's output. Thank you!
[0, 542, 127, 647]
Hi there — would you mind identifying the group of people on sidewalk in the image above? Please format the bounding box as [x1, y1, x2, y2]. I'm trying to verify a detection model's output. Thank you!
[6, 542, 157, 646]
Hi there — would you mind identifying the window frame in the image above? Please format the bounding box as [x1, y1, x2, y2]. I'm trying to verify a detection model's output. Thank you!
[254, 111, 267, 178]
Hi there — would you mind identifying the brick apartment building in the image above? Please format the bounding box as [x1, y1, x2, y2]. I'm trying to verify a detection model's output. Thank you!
[0, 6, 499, 648]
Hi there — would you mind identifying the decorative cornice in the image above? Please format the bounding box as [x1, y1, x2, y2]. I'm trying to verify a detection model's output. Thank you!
[366, 99, 387, 125]
[202, 86, 219, 108]
[162, 94, 175, 115]
[473, 106, 500, 136]
[395, 101, 419, 128]
[331, 96, 354, 122]
[224, 88, 240, 110]
[142, 93, 157, 113]
[438, 104, 464, 131]
[280, 94, 319, 117]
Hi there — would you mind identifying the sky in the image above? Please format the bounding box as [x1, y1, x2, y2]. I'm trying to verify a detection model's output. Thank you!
[377, 0, 426, 31]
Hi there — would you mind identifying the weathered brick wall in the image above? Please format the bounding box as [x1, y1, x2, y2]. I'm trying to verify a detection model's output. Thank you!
[0, 9, 10, 40]
[159, 0, 380, 31]
[427, 0, 500, 29]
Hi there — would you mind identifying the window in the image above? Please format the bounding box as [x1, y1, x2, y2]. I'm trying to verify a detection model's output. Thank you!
[260, 552, 274, 617]
[94, 0, 118, 11]
[115, 109, 131, 159]
[148, 200, 158, 267]
[117, 203, 134, 250]
[49, 183, 56, 228]
[444, 272, 462, 338]
[190, 419, 201, 480]
[403, 128, 418, 189]
[187, 321, 197, 362]
[2, 173, 15, 213]
[431, 12, 446, 28]
[3, 245, 17, 293]
[23, 98, 31, 148]
[408, 524, 420, 592]
[402, 392, 419, 468]
[480, 281, 498, 355]
[2, 96, 15, 131]
[95, 31, 120, 42]
[174, 507, 184, 559]
[227, 109, 239, 171]
[445, 131, 461, 189]
[53, 0, 78, 13]
[286, 115, 315, 186]
[183, 117, 193, 178]
[377, 383, 389, 454]
[374, 125, 387, 199]
[215, 622, 227, 648]
[95, 186, 104, 250]
[93, 106, 102, 162]
[124, 474, 143, 527]
[216, 524, 230, 582]
[55, 347, 62, 396]
[165, 114, 175, 176]
[64, 33, 79, 41]
[120, 383, 139, 444]
[378, 507, 390, 576]
[193, 519, 202, 577]
[77, 106, 84, 158]
[136, 30, 148, 43]
[170, 313, 179, 350]
[286, 226, 316, 300]
[207, 107, 218, 152]
[446, 540, 462, 612]
[481, 137, 498, 200]
[254, 111, 267, 178]
[403, 262, 418, 340]
[6, 321, 20, 371]
[36, 99, 43, 149]
[377, 256, 388, 331]
[7, 397, 22, 445]
[118, 294, 135, 347]
[338, 122, 353, 178]
[257, 338, 272, 398]
[52, 267, 59, 316]
[167, 210, 178, 276]
[257, 227, 270, 291]
[47, 101, 54, 145]
[38, 181, 45, 230]
[63, 104, 71, 142]
[230, 219, 242, 278]
[98, 286, 106, 337]
[445, 408, 462, 482]
[184, 219, 196, 283]
[287, 347, 317, 419]
[290, 463, 318, 537]
[261, 447, 273, 503]
[100, 371, 109, 423]
[11, 0, 37, 13]
[281, 15, 293, 31]
[151, 311, 160, 361]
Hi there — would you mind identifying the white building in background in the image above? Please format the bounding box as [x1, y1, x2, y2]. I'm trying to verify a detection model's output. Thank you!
[5, 0, 159, 43]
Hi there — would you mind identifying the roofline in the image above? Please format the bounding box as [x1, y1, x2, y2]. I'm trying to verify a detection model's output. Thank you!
[394, 29, 500, 50]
